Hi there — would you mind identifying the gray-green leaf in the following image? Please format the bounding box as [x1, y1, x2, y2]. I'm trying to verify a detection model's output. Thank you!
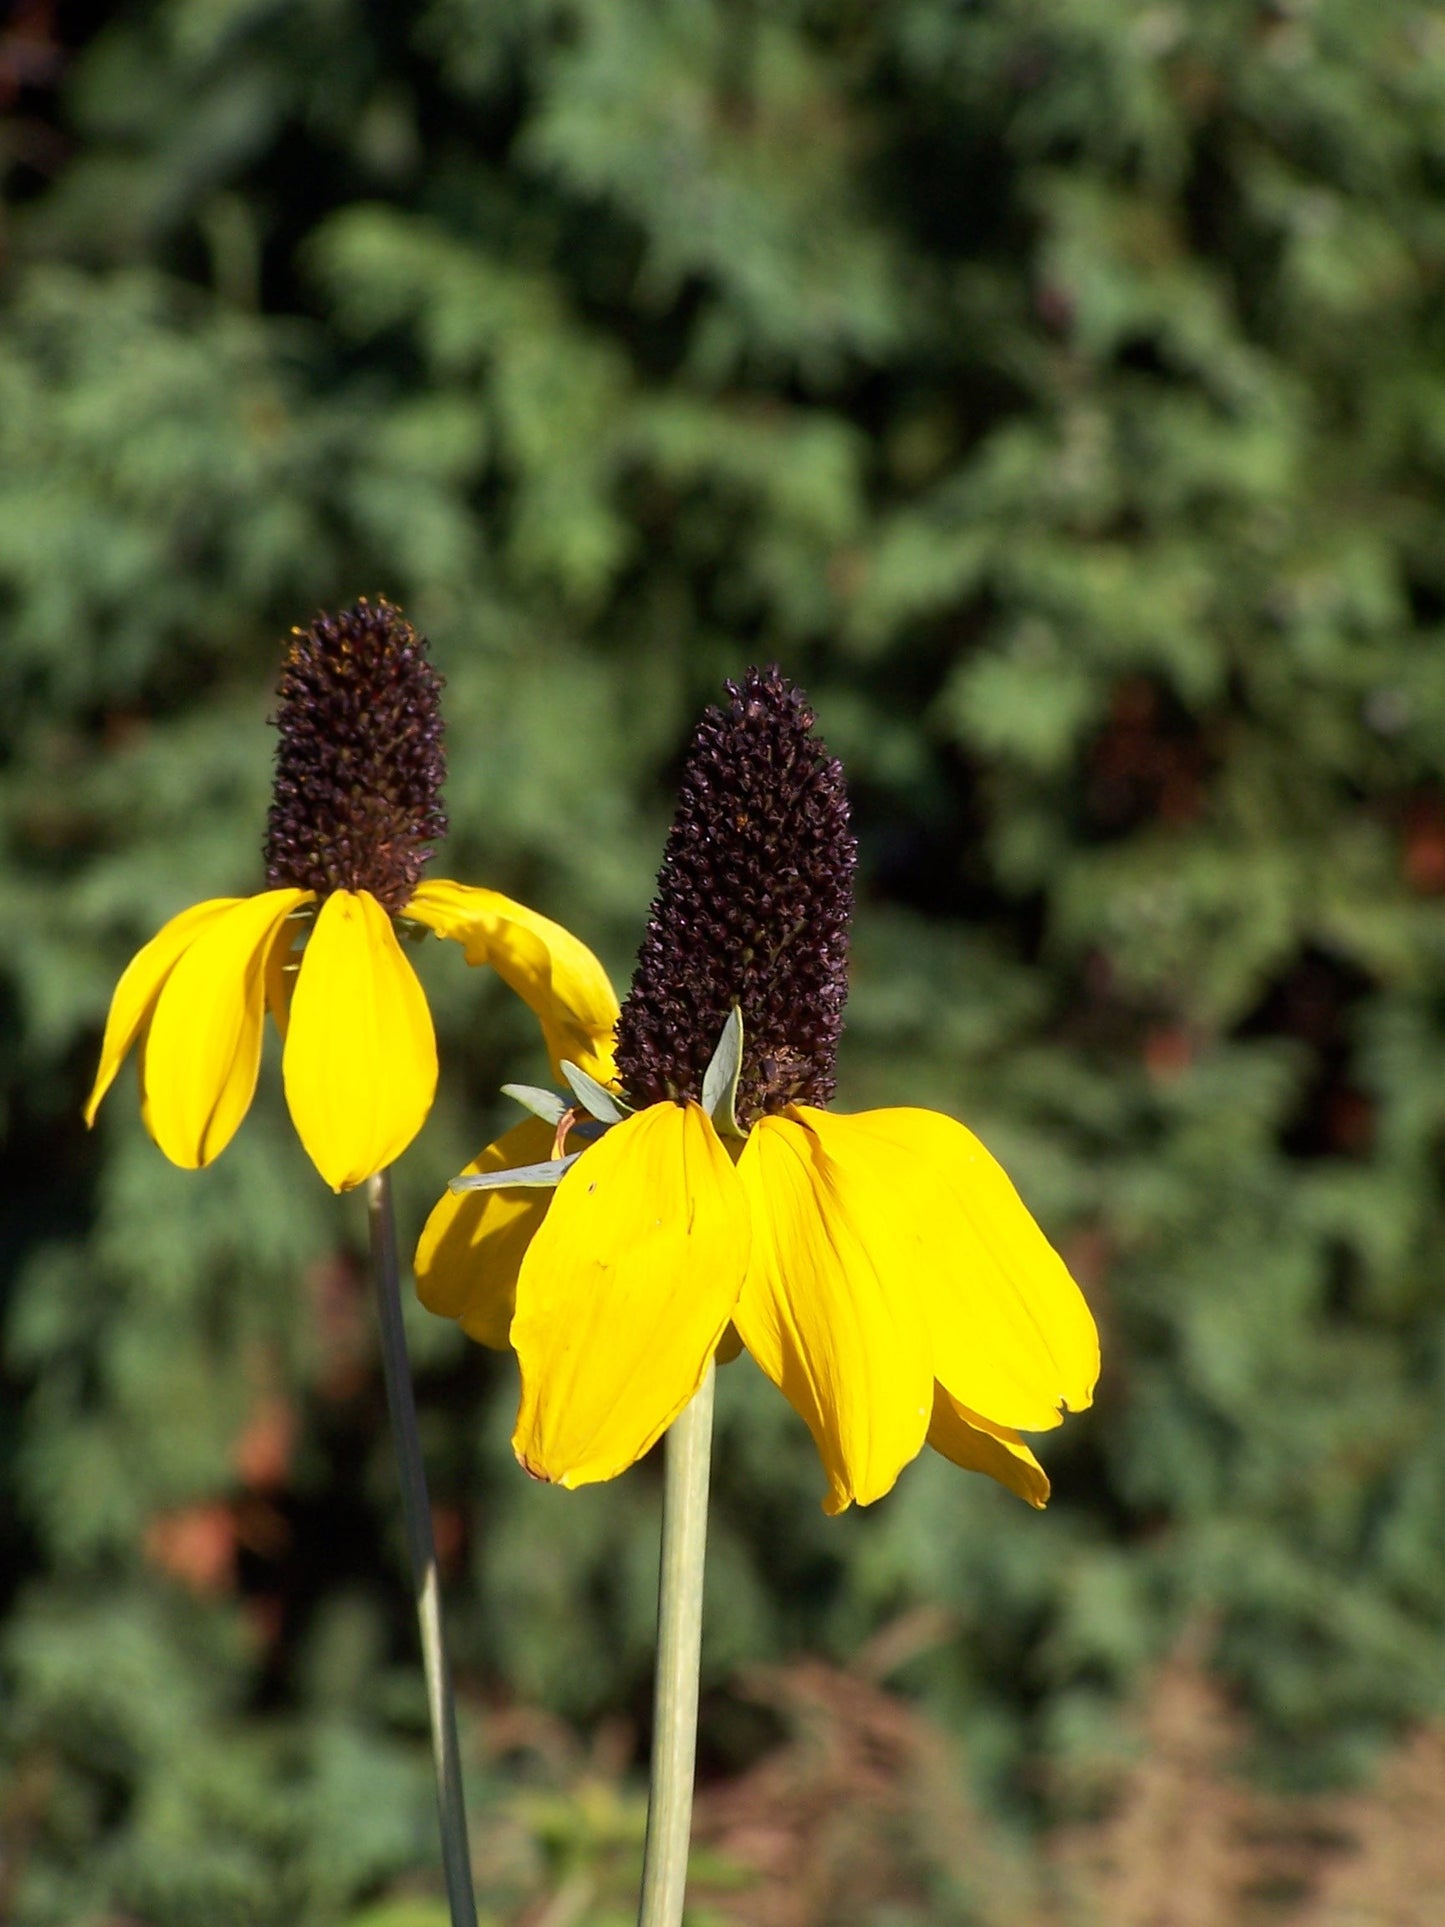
[560, 1061, 632, 1125]
[449, 1154, 579, 1193]
[500, 1082, 570, 1126]
[702, 1005, 745, 1138]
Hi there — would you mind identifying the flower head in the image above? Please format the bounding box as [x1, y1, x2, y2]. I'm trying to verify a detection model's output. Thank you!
[86, 599, 618, 1191]
[419, 670, 1099, 1511]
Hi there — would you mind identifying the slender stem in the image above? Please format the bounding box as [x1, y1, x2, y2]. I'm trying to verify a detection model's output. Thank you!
[367, 1168, 478, 1927]
[637, 1361, 716, 1927]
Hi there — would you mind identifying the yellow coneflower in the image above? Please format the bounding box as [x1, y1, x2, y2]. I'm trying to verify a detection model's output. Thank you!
[85, 599, 617, 1192]
[417, 670, 1097, 1513]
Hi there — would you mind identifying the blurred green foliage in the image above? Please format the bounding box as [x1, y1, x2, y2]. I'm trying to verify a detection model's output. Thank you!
[5, 0, 1445, 1919]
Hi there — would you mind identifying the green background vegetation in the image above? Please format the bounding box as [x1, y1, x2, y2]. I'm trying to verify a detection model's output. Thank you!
[5, 1, 1445, 1920]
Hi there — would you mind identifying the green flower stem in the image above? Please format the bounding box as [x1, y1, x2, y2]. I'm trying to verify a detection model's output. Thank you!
[367, 1168, 478, 1927]
[637, 1360, 716, 1927]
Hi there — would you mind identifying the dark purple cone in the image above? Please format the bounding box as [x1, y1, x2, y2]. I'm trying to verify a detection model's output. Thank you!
[614, 668, 855, 1126]
[263, 599, 447, 915]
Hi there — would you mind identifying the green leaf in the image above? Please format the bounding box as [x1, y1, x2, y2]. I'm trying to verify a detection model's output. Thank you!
[500, 1081, 570, 1126]
[560, 1060, 632, 1124]
[701, 1005, 744, 1139]
[449, 1155, 579, 1193]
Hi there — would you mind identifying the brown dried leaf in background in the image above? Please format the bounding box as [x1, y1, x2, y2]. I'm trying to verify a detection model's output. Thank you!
[1293, 1728, 1445, 1927]
[1051, 1637, 1272, 1927]
[694, 1655, 1039, 1927]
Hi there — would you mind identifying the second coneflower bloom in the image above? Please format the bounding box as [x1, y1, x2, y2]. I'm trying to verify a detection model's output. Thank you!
[417, 669, 1099, 1513]
[85, 599, 618, 1192]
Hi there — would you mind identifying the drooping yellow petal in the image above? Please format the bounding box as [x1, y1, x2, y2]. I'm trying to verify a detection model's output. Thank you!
[511, 1100, 749, 1488]
[927, 1385, 1050, 1509]
[140, 890, 310, 1169]
[84, 897, 250, 1126]
[793, 1106, 1099, 1432]
[283, 889, 437, 1192]
[414, 1117, 556, 1349]
[406, 879, 619, 1082]
[733, 1112, 934, 1514]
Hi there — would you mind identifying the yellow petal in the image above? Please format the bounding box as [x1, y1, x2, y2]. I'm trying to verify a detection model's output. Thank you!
[927, 1385, 1050, 1509]
[84, 897, 249, 1126]
[510, 1100, 749, 1488]
[793, 1106, 1099, 1432]
[283, 889, 438, 1192]
[406, 879, 619, 1082]
[140, 890, 309, 1168]
[733, 1112, 934, 1514]
[414, 1117, 557, 1349]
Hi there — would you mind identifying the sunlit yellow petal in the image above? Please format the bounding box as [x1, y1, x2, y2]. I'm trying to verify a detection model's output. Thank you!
[283, 889, 437, 1192]
[414, 1117, 556, 1349]
[927, 1385, 1050, 1509]
[84, 897, 248, 1126]
[406, 878, 619, 1082]
[140, 890, 309, 1168]
[794, 1107, 1099, 1431]
[733, 1112, 933, 1514]
[511, 1100, 749, 1488]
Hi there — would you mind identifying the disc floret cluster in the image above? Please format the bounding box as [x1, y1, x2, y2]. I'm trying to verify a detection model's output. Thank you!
[264, 598, 448, 915]
[615, 666, 855, 1126]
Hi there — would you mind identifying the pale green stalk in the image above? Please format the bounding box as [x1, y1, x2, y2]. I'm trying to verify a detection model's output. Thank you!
[367, 1168, 478, 1927]
[637, 1361, 717, 1927]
